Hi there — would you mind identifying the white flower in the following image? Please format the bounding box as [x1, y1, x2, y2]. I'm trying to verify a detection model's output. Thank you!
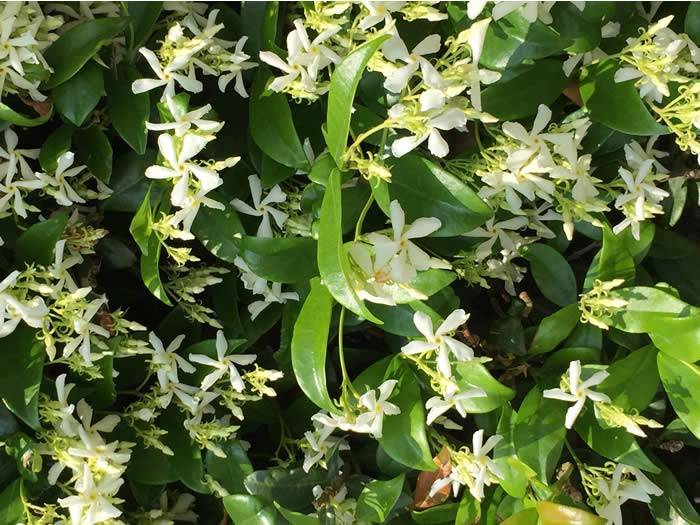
[146, 95, 223, 136]
[43, 152, 88, 207]
[0, 271, 48, 337]
[425, 386, 486, 425]
[358, 1, 406, 30]
[248, 282, 299, 320]
[54, 373, 79, 437]
[132, 47, 203, 100]
[352, 380, 401, 438]
[189, 330, 256, 391]
[543, 360, 610, 429]
[366, 199, 445, 283]
[167, 187, 225, 234]
[594, 463, 663, 525]
[492, 1, 571, 25]
[464, 216, 528, 261]
[289, 19, 341, 79]
[502, 104, 556, 173]
[233, 256, 269, 295]
[382, 34, 442, 93]
[0, 127, 39, 181]
[464, 430, 504, 500]
[62, 291, 110, 364]
[146, 133, 221, 208]
[49, 239, 82, 293]
[624, 138, 668, 174]
[402, 309, 475, 378]
[302, 422, 350, 472]
[550, 152, 601, 203]
[58, 464, 124, 525]
[231, 175, 288, 238]
[216, 36, 258, 96]
[390, 102, 468, 158]
[0, 163, 46, 218]
[348, 241, 397, 306]
[466, 0, 488, 20]
[149, 332, 196, 390]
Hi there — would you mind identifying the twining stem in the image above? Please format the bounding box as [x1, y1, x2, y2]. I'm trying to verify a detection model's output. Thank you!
[338, 307, 360, 398]
[354, 192, 375, 240]
[342, 121, 393, 167]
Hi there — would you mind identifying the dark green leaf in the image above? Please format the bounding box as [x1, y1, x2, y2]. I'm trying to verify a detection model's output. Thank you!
[53, 60, 103, 125]
[0, 101, 53, 127]
[357, 474, 405, 523]
[102, 149, 157, 212]
[129, 186, 153, 256]
[598, 345, 659, 411]
[523, 243, 577, 307]
[535, 502, 605, 525]
[244, 467, 329, 511]
[39, 124, 73, 172]
[205, 440, 253, 495]
[326, 34, 390, 166]
[0, 479, 24, 525]
[44, 17, 129, 88]
[127, 2, 163, 49]
[658, 353, 700, 440]
[453, 362, 515, 413]
[15, 212, 69, 267]
[686, 2, 700, 44]
[224, 494, 281, 525]
[160, 406, 206, 492]
[140, 234, 172, 305]
[530, 303, 580, 354]
[74, 126, 113, 183]
[191, 197, 244, 262]
[240, 236, 318, 283]
[107, 65, 149, 154]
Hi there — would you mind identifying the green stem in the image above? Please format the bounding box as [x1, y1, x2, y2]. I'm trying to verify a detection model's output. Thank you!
[342, 121, 392, 166]
[354, 193, 375, 240]
[338, 307, 359, 398]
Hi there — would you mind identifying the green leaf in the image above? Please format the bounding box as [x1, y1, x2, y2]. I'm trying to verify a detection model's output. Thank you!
[541, 346, 601, 376]
[126, 438, 178, 485]
[686, 2, 700, 45]
[598, 345, 659, 412]
[493, 406, 536, 498]
[107, 65, 149, 154]
[126, 1, 163, 49]
[574, 409, 659, 472]
[378, 364, 436, 471]
[191, 196, 245, 262]
[0, 479, 24, 525]
[160, 405, 206, 492]
[274, 504, 320, 525]
[480, 11, 570, 70]
[523, 243, 577, 307]
[129, 186, 153, 256]
[411, 503, 459, 524]
[102, 149, 156, 212]
[388, 155, 491, 237]
[535, 502, 605, 525]
[658, 353, 700, 440]
[530, 303, 580, 354]
[74, 126, 113, 183]
[317, 169, 381, 323]
[580, 59, 669, 136]
[261, 154, 295, 188]
[583, 227, 636, 290]
[39, 124, 74, 172]
[0, 101, 53, 127]
[0, 325, 45, 429]
[357, 474, 405, 523]
[53, 60, 103, 125]
[513, 386, 567, 482]
[648, 459, 700, 525]
[140, 234, 172, 306]
[453, 361, 515, 413]
[291, 277, 337, 414]
[250, 71, 307, 170]
[205, 440, 253, 495]
[15, 212, 69, 267]
[326, 34, 390, 166]
[240, 236, 318, 283]
[551, 2, 607, 52]
[224, 494, 281, 525]
[44, 17, 129, 88]
[482, 59, 568, 120]
[502, 508, 539, 525]
[244, 467, 329, 511]
[241, 1, 280, 57]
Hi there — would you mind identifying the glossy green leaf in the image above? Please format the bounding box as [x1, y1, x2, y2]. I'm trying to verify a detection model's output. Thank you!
[191, 196, 245, 262]
[291, 277, 337, 413]
[317, 169, 381, 323]
[686, 2, 700, 44]
[658, 353, 700, 440]
[648, 459, 700, 525]
[411, 502, 459, 524]
[326, 34, 390, 166]
[0, 101, 53, 127]
[102, 149, 156, 212]
[126, 2, 163, 49]
[513, 386, 567, 482]
[74, 126, 113, 183]
[244, 467, 330, 511]
[107, 65, 149, 154]
[535, 502, 605, 525]
[379, 364, 436, 471]
[129, 186, 153, 256]
[241, 1, 279, 57]
[240, 236, 318, 283]
[493, 406, 536, 498]
[39, 124, 73, 172]
[523, 243, 577, 307]
[541, 346, 601, 376]
[501, 508, 539, 525]
[0, 479, 24, 525]
[452, 361, 515, 413]
[53, 60, 103, 125]
[598, 345, 659, 411]
[140, 234, 172, 306]
[482, 59, 568, 120]
[580, 59, 669, 136]
[275, 504, 320, 525]
[388, 155, 491, 237]
[15, 212, 69, 267]
[250, 71, 307, 169]
[357, 474, 405, 523]
[530, 303, 580, 354]
[205, 440, 253, 495]
[583, 227, 636, 290]
[224, 494, 280, 525]
[44, 17, 129, 88]
[0, 325, 45, 429]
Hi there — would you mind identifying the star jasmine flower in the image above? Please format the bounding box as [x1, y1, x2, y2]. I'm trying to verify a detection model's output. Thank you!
[149, 332, 196, 390]
[248, 282, 299, 320]
[289, 19, 341, 79]
[502, 104, 556, 173]
[463, 430, 504, 500]
[58, 464, 124, 525]
[54, 373, 79, 437]
[613, 159, 669, 239]
[44, 151, 88, 206]
[159, 380, 200, 411]
[49, 239, 82, 293]
[382, 33, 442, 93]
[402, 309, 475, 378]
[216, 36, 258, 96]
[0, 127, 39, 181]
[233, 256, 270, 296]
[146, 95, 223, 136]
[61, 292, 110, 364]
[550, 152, 601, 203]
[425, 386, 487, 425]
[302, 422, 350, 472]
[358, 1, 406, 30]
[463, 216, 528, 261]
[231, 175, 288, 237]
[167, 186, 226, 234]
[366, 199, 445, 283]
[492, 1, 580, 25]
[594, 463, 663, 525]
[543, 360, 611, 429]
[132, 47, 203, 100]
[0, 277, 48, 337]
[352, 380, 401, 438]
[0, 9, 37, 76]
[0, 162, 46, 218]
[624, 138, 669, 174]
[189, 330, 257, 391]
[348, 241, 397, 305]
[146, 133, 221, 208]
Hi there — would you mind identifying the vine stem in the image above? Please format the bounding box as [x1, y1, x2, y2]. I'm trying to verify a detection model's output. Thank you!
[342, 121, 392, 167]
[337, 307, 360, 398]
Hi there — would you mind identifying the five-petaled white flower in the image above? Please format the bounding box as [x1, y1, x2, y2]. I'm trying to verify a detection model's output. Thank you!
[58, 464, 124, 525]
[146, 95, 223, 136]
[352, 379, 401, 438]
[382, 34, 441, 93]
[594, 463, 663, 525]
[401, 309, 475, 378]
[149, 332, 196, 390]
[231, 174, 288, 238]
[425, 385, 486, 425]
[189, 330, 256, 391]
[543, 360, 610, 429]
[132, 47, 203, 100]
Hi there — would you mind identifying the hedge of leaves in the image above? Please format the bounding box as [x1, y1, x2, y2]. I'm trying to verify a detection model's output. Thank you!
[0, 1, 699, 524]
